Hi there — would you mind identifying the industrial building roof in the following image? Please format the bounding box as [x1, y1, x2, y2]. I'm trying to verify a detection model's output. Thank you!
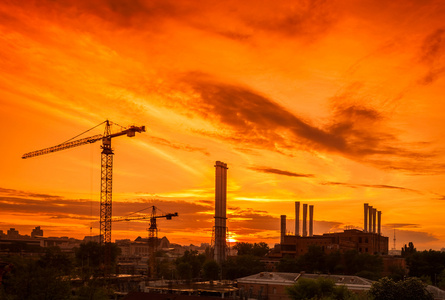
[236, 272, 300, 284]
[236, 272, 374, 290]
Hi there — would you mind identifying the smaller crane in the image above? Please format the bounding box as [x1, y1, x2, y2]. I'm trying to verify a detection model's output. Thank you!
[112, 206, 178, 278]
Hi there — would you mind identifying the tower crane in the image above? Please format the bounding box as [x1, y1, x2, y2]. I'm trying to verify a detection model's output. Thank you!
[22, 120, 145, 267]
[112, 206, 178, 278]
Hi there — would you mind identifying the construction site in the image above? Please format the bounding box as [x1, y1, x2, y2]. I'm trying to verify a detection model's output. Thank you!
[12, 120, 234, 295]
[11, 120, 443, 299]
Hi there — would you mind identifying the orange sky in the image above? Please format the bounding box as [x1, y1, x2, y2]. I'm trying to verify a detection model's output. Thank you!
[1, 0, 445, 250]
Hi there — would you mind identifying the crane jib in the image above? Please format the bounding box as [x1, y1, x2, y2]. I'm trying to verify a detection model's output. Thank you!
[21, 125, 145, 159]
[21, 134, 103, 159]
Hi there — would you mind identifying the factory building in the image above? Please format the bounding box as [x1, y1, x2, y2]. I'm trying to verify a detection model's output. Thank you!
[275, 202, 388, 258]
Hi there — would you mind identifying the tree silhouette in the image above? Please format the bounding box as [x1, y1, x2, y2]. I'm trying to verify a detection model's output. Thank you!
[286, 277, 353, 300]
[369, 277, 433, 300]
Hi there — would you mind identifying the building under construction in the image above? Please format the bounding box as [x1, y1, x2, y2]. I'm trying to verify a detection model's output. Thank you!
[274, 202, 388, 258]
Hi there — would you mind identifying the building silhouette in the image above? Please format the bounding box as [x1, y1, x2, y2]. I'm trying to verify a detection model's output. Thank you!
[274, 202, 388, 258]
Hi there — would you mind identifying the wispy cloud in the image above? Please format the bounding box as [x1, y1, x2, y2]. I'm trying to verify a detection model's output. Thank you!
[220, 0, 339, 42]
[322, 182, 420, 193]
[385, 223, 420, 229]
[383, 226, 439, 247]
[0, 187, 214, 231]
[434, 194, 445, 201]
[0, 189, 91, 216]
[250, 166, 315, 178]
[148, 136, 209, 156]
[0, 187, 63, 200]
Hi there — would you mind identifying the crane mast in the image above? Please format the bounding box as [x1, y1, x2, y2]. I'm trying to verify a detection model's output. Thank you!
[22, 120, 145, 271]
[101, 121, 113, 246]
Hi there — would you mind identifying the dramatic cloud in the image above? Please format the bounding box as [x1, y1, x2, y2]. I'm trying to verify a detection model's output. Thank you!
[327, 86, 441, 173]
[180, 75, 348, 154]
[418, 28, 445, 85]
[174, 75, 439, 173]
[1, 0, 445, 250]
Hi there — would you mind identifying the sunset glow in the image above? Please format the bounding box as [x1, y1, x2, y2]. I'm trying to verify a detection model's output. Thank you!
[1, 0, 445, 250]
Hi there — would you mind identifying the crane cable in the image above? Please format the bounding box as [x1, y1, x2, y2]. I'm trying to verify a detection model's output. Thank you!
[62, 121, 107, 144]
[90, 142, 94, 237]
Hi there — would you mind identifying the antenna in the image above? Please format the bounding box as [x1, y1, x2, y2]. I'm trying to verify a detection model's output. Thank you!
[392, 226, 396, 250]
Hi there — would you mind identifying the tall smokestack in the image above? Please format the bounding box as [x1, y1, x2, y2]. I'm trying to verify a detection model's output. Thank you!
[368, 205, 373, 234]
[214, 161, 228, 265]
[280, 215, 286, 244]
[373, 208, 377, 233]
[295, 202, 300, 236]
[364, 203, 369, 232]
[378, 211, 382, 235]
[303, 204, 308, 237]
[309, 205, 314, 237]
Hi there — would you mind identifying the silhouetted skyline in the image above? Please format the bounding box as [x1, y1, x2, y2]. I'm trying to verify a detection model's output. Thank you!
[0, 1, 444, 250]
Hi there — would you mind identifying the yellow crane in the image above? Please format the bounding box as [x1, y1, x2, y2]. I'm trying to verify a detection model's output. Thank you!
[22, 120, 145, 269]
[112, 206, 178, 278]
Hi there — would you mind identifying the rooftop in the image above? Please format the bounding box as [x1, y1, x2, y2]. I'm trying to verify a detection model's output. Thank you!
[236, 272, 374, 290]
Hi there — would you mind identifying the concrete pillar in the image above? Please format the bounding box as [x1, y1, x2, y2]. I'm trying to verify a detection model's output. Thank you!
[373, 208, 377, 233]
[378, 211, 382, 235]
[295, 202, 300, 236]
[309, 205, 314, 237]
[280, 215, 286, 244]
[214, 161, 228, 264]
[364, 203, 369, 232]
[368, 206, 373, 234]
[303, 204, 308, 237]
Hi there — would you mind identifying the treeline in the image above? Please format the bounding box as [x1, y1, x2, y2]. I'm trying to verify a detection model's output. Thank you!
[277, 245, 384, 280]
[403, 242, 445, 288]
[286, 276, 434, 300]
[156, 242, 270, 281]
[0, 242, 121, 299]
[0, 241, 271, 299]
[2, 240, 444, 299]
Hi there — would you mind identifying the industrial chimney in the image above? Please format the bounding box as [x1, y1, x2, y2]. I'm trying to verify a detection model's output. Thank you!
[378, 211, 381, 235]
[373, 208, 377, 233]
[214, 161, 228, 265]
[295, 202, 300, 236]
[303, 204, 308, 237]
[280, 215, 286, 244]
[364, 203, 369, 232]
[309, 205, 314, 237]
[368, 205, 373, 234]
